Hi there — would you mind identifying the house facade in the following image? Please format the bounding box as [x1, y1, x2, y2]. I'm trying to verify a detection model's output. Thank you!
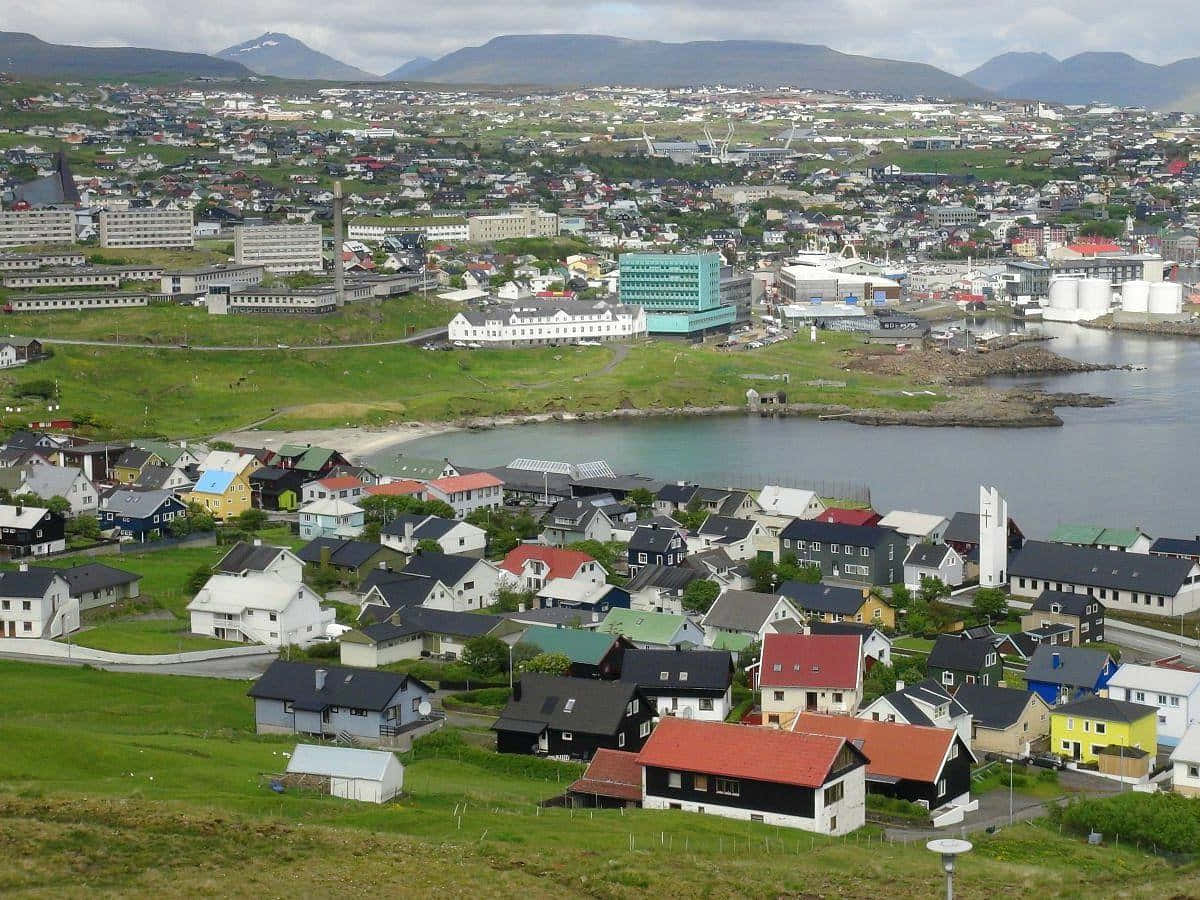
[298, 498, 365, 540]
[1020, 590, 1105, 645]
[1106, 664, 1200, 746]
[1050, 696, 1157, 765]
[927, 634, 1002, 691]
[758, 633, 863, 725]
[0, 504, 66, 556]
[100, 490, 187, 538]
[0, 566, 75, 638]
[620, 647, 734, 721]
[187, 572, 334, 648]
[779, 520, 908, 587]
[425, 472, 504, 519]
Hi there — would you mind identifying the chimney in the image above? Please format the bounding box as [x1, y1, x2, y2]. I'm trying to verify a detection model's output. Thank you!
[895, 679, 905, 691]
[315, 668, 327, 691]
[404, 521, 414, 546]
[18, 561, 28, 573]
[1052, 652, 1061, 669]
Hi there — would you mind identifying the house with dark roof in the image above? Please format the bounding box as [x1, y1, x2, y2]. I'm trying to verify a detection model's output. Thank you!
[1049, 696, 1157, 769]
[357, 570, 453, 624]
[700, 589, 803, 652]
[567, 748, 644, 808]
[926, 634, 1002, 691]
[268, 443, 348, 478]
[620, 647, 734, 721]
[943, 511, 1024, 558]
[857, 679, 971, 748]
[111, 447, 164, 485]
[53, 562, 141, 611]
[215, 540, 304, 582]
[1020, 590, 1105, 645]
[541, 498, 614, 547]
[340, 606, 509, 668]
[627, 523, 686, 575]
[789, 712, 975, 811]
[625, 563, 701, 615]
[993, 624, 1075, 660]
[779, 520, 908, 587]
[381, 513, 486, 558]
[1150, 536, 1200, 565]
[0, 565, 73, 638]
[757, 633, 863, 724]
[131, 464, 193, 494]
[694, 515, 764, 561]
[400, 551, 503, 612]
[902, 543, 964, 590]
[653, 483, 757, 519]
[492, 673, 655, 760]
[249, 466, 304, 511]
[0, 504, 65, 557]
[100, 489, 188, 539]
[638, 717, 868, 834]
[297, 538, 404, 586]
[1024, 644, 1117, 705]
[1009, 541, 1200, 618]
[248, 660, 435, 747]
[777, 581, 896, 629]
[953, 684, 1050, 757]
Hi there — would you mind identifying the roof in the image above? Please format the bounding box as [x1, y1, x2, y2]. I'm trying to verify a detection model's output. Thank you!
[358, 606, 502, 643]
[286, 743, 399, 781]
[1049, 524, 1145, 549]
[101, 489, 181, 517]
[638, 717, 856, 790]
[927, 634, 997, 673]
[1052, 695, 1157, 724]
[198, 450, 256, 474]
[501, 545, 596, 581]
[1029, 590, 1097, 617]
[702, 590, 788, 633]
[381, 513, 456, 540]
[789, 713, 964, 783]
[598, 608, 694, 646]
[759, 633, 861, 689]
[0, 504, 51, 529]
[402, 551, 486, 585]
[629, 523, 683, 553]
[215, 541, 292, 575]
[296, 538, 384, 570]
[780, 519, 899, 548]
[815, 507, 882, 527]
[1151, 537, 1200, 557]
[1170, 724, 1200, 764]
[943, 512, 981, 544]
[518, 625, 619, 665]
[429, 472, 503, 494]
[248, 660, 429, 711]
[366, 480, 426, 497]
[568, 749, 643, 802]
[53, 562, 141, 596]
[697, 515, 754, 543]
[310, 475, 363, 491]
[0, 567, 62, 598]
[1108, 663, 1200, 696]
[494, 673, 641, 735]
[187, 573, 313, 616]
[778, 581, 874, 616]
[878, 510, 948, 537]
[20, 464, 84, 498]
[954, 684, 1043, 729]
[298, 498, 362, 517]
[192, 469, 237, 495]
[904, 544, 955, 568]
[359, 573, 442, 619]
[620, 647, 732, 692]
[115, 448, 156, 470]
[1025, 644, 1113, 688]
[374, 455, 451, 480]
[626, 563, 699, 594]
[1009, 541, 1195, 596]
[277, 444, 337, 472]
[757, 485, 821, 518]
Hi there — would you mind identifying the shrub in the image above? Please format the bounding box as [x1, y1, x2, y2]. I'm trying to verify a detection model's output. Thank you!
[1054, 793, 1200, 853]
[443, 687, 511, 710]
[403, 729, 584, 782]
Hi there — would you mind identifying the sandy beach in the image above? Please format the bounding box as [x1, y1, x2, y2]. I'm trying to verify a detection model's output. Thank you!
[215, 421, 461, 459]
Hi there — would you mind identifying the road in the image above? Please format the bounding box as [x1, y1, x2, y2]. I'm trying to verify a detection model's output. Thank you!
[35, 325, 448, 353]
[0, 648, 275, 679]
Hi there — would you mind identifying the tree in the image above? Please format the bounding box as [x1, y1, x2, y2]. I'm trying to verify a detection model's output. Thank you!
[45, 495, 71, 517]
[737, 641, 762, 672]
[568, 540, 625, 576]
[234, 508, 269, 532]
[463, 635, 508, 676]
[184, 502, 216, 533]
[416, 538, 442, 554]
[672, 497, 708, 532]
[627, 488, 655, 518]
[682, 579, 720, 614]
[510, 641, 542, 670]
[748, 555, 777, 593]
[306, 563, 341, 593]
[862, 662, 897, 705]
[890, 583, 912, 609]
[186, 565, 212, 595]
[973, 587, 1009, 622]
[519, 651, 571, 675]
[917, 576, 950, 605]
[489, 586, 535, 613]
[776, 553, 820, 585]
[68, 514, 101, 540]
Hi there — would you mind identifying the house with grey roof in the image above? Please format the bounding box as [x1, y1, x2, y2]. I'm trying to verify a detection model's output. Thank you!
[541, 498, 614, 547]
[700, 589, 803, 649]
[400, 551, 503, 612]
[215, 540, 304, 582]
[1024, 644, 1117, 705]
[340, 606, 509, 668]
[902, 542, 964, 590]
[53, 562, 141, 611]
[0, 564, 74, 639]
[693, 515, 764, 560]
[857, 678, 972, 747]
[99, 489, 187, 539]
[953, 684, 1051, 757]
[381, 513, 486, 557]
[19, 464, 97, 514]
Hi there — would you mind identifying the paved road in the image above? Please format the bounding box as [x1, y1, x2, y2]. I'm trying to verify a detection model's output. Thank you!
[36, 325, 447, 353]
[0, 648, 275, 679]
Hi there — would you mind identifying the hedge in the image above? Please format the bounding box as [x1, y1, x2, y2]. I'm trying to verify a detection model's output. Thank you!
[404, 729, 585, 782]
[1053, 792, 1200, 853]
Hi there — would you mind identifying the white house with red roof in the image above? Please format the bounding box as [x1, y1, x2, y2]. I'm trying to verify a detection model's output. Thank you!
[757, 633, 864, 725]
[499, 545, 605, 593]
[637, 717, 867, 834]
[424, 472, 504, 519]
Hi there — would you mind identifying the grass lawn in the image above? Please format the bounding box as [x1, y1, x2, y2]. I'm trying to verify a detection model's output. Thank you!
[1107, 608, 1200, 642]
[67, 616, 242, 654]
[893, 637, 934, 653]
[0, 661, 1196, 898]
[0, 331, 938, 438]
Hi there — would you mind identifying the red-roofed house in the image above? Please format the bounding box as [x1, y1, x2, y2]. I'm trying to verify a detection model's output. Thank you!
[567, 748, 643, 808]
[365, 480, 426, 499]
[500, 545, 604, 592]
[1066, 240, 1123, 257]
[425, 472, 504, 519]
[815, 508, 882, 527]
[758, 633, 863, 724]
[301, 475, 366, 504]
[637, 717, 867, 834]
[789, 713, 975, 812]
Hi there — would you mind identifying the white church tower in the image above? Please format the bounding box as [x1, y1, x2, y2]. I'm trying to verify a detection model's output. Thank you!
[979, 485, 1008, 588]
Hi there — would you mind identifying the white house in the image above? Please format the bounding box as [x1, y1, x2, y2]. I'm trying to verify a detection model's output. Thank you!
[187, 572, 335, 648]
[700, 589, 804, 648]
[301, 476, 366, 505]
[400, 552, 504, 612]
[1170, 725, 1200, 797]
[447, 300, 647, 347]
[903, 543, 965, 590]
[380, 514, 486, 558]
[692, 516, 766, 561]
[0, 565, 76, 639]
[18, 464, 98, 514]
[878, 510, 950, 547]
[1107, 664, 1200, 746]
[424, 472, 504, 519]
[298, 498, 365, 540]
[284, 743, 404, 804]
[756, 486, 827, 520]
[857, 680, 973, 749]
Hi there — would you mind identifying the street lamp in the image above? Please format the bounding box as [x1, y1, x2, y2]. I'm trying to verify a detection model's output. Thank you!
[1005, 758, 1015, 825]
[508, 640, 514, 691]
[926, 839, 972, 900]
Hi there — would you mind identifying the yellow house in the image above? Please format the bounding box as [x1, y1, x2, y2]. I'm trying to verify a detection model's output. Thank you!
[182, 467, 256, 520]
[111, 448, 165, 484]
[783, 583, 897, 630]
[1050, 696, 1157, 765]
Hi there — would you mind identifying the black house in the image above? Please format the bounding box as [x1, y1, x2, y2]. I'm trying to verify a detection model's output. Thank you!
[779, 520, 908, 586]
[627, 523, 686, 575]
[619, 647, 734, 718]
[250, 466, 305, 511]
[1021, 590, 1105, 644]
[0, 504, 66, 557]
[492, 673, 656, 760]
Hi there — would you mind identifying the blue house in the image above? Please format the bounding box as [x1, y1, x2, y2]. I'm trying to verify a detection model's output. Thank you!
[1024, 644, 1117, 705]
[627, 522, 687, 575]
[100, 489, 187, 538]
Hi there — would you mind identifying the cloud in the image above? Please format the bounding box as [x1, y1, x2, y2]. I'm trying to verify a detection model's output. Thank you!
[7, 0, 1200, 77]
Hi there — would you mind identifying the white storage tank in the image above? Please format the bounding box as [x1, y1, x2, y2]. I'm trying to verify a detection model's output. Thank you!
[1048, 278, 1078, 310]
[1121, 280, 1150, 313]
[1148, 282, 1182, 315]
[1077, 278, 1112, 315]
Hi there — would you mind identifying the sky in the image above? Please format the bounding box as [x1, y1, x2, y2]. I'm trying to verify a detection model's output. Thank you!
[5, 0, 1196, 78]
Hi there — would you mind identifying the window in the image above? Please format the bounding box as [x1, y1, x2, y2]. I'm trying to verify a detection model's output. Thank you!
[1135, 691, 1146, 702]
[715, 777, 740, 796]
[618, 732, 626, 748]
[350, 708, 367, 717]
[861, 547, 869, 557]
[937, 778, 946, 797]
[941, 671, 954, 686]
[812, 542, 821, 551]
[411, 698, 421, 712]
[694, 774, 709, 791]
[1190, 766, 1199, 779]
[668, 771, 682, 789]
[660, 671, 670, 681]
[269, 612, 277, 622]
[949, 743, 959, 759]
[1158, 695, 1168, 706]
[830, 544, 839, 554]
[283, 701, 294, 713]
[750, 814, 764, 823]
[833, 692, 844, 704]
[1061, 739, 1071, 751]
[561, 731, 573, 741]
[639, 720, 652, 738]
[1067, 718, 1074, 730]
[699, 698, 714, 711]
[1083, 720, 1090, 732]
[1171, 697, 1180, 707]
[824, 781, 844, 804]
[773, 690, 785, 702]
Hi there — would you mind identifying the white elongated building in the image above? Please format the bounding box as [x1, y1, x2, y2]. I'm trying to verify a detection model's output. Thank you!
[448, 300, 646, 347]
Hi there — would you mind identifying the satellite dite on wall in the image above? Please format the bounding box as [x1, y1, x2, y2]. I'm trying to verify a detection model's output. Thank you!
[979, 485, 1008, 588]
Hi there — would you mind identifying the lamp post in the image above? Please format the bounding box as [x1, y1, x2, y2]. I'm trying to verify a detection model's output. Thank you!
[1005, 758, 1015, 825]
[508, 640, 514, 691]
[927, 839, 972, 900]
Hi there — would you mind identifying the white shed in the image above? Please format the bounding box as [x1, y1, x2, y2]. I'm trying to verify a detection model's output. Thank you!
[285, 743, 404, 803]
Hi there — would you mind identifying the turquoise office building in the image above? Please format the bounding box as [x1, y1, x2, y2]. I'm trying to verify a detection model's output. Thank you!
[618, 252, 735, 336]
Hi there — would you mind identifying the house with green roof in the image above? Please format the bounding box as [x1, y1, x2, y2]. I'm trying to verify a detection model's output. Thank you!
[1048, 524, 1152, 554]
[373, 455, 459, 483]
[597, 609, 705, 649]
[517, 624, 631, 679]
[271, 444, 348, 478]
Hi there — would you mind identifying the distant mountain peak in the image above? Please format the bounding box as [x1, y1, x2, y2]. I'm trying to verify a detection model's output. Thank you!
[216, 31, 378, 81]
[964, 51, 1058, 93]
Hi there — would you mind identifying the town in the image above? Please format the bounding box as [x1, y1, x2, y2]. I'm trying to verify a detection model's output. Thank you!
[4, 22, 1200, 900]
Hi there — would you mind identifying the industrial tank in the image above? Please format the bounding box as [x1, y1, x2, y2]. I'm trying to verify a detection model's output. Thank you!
[1120, 280, 1150, 313]
[1148, 282, 1183, 315]
[1048, 278, 1078, 310]
[1077, 278, 1112, 316]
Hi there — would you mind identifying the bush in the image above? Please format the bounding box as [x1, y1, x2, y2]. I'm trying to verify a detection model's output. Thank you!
[443, 687, 511, 710]
[403, 729, 584, 782]
[302, 641, 340, 659]
[1054, 793, 1200, 853]
[866, 794, 932, 823]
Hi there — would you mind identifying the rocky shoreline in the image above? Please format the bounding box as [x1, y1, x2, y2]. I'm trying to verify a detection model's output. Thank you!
[1082, 316, 1200, 338]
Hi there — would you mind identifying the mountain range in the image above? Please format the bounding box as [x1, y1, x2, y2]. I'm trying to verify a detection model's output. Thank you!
[993, 52, 1200, 110]
[0, 30, 248, 79]
[963, 52, 1059, 93]
[386, 57, 435, 80]
[216, 32, 378, 81]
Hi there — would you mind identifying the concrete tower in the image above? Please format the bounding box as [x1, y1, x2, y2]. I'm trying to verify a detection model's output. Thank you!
[979, 485, 1008, 588]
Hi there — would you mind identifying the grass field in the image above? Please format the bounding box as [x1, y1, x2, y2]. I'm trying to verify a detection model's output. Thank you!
[1, 661, 1197, 898]
[67, 616, 242, 654]
[0, 332, 937, 438]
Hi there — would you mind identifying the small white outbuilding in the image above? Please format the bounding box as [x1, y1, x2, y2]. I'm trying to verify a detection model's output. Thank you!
[284, 743, 404, 804]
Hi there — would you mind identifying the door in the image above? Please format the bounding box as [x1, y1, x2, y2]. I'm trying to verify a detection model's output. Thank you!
[322, 708, 331, 729]
[806, 692, 818, 711]
[1072, 742, 1081, 761]
[537, 730, 549, 753]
